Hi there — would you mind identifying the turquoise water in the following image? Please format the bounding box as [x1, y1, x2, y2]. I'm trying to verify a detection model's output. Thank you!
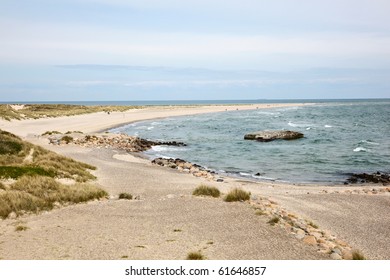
[111, 101, 390, 184]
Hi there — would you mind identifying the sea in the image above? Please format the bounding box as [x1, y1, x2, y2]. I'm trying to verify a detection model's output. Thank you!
[108, 99, 390, 184]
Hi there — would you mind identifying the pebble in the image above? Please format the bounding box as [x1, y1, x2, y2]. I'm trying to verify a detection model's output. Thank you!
[330, 253, 342, 260]
[303, 235, 317, 245]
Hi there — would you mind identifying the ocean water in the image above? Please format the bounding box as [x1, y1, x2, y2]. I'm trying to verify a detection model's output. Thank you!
[111, 100, 390, 184]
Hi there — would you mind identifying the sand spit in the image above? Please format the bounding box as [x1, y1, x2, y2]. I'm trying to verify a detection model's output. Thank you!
[0, 103, 389, 260]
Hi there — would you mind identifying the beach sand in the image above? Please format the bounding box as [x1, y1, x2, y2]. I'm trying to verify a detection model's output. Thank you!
[0, 104, 389, 260]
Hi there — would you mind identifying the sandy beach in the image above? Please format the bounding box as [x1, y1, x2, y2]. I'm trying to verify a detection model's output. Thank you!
[0, 104, 389, 260]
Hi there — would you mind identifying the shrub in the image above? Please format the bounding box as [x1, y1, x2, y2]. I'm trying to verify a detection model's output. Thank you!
[0, 140, 23, 155]
[15, 225, 29, 231]
[61, 136, 73, 144]
[192, 185, 220, 198]
[268, 216, 280, 226]
[118, 193, 133, 200]
[224, 188, 251, 202]
[42, 131, 62, 136]
[186, 252, 205, 260]
[352, 250, 366, 260]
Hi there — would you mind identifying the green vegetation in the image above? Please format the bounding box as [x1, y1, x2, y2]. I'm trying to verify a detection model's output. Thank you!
[118, 193, 133, 200]
[267, 216, 280, 226]
[307, 220, 319, 229]
[352, 250, 366, 260]
[223, 188, 251, 202]
[255, 210, 266, 216]
[0, 166, 56, 179]
[0, 104, 143, 121]
[15, 225, 29, 231]
[61, 136, 73, 144]
[192, 184, 220, 198]
[186, 252, 205, 260]
[42, 131, 62, 136]
[0, 176, 108, 219]
[0, 129, 107, 219]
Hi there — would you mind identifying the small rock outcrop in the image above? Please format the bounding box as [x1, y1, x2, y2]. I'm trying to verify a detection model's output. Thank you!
[244, 130, 304, 142]
[151, 157, 221, 181]
[345, 172, 390, 185]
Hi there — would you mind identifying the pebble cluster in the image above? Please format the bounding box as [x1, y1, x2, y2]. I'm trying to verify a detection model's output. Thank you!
[48, 134, 186, 153]
[152, 158, 223, 182]
[250, 197, 356, 260]
[319, 187, 390, 195]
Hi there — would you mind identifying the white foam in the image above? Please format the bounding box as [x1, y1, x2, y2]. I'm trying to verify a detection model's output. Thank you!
[239, 172, 251, 177]
[324, 125, 332, 128]
[152, 146, 186, 152]
[147, 126, 154, 130]
[353, 147, 367, 152]
[306, 127, 311, 130]
[360, 140, 379, 145]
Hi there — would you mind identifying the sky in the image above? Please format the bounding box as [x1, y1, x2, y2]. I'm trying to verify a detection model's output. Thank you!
[0, 0, 390, 101]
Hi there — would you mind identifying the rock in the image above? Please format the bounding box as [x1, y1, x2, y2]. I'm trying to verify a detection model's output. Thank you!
[342, 249, 353, 260]
[295, 229, 306, 240]
[216, 178, 224, 182]
[345, 172, 390, 185]
[303, 235, 317, 245]
[332, 248, 342, 255]
[8, 212, 17, 219]
[244, 130, 304, 142]
[330, 252, 342, 260]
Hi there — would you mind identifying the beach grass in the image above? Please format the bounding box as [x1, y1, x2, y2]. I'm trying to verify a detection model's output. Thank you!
[0, 104, 143, 121]
[118, 193, 133, 200]
[186, 251, 205, 260]
[352, 250, 366, 260]
[224, 188, 251, 202]
[0, 129, 107, 219]
[267, 216, 280, 226]
[192, 184, 220, 198]
[0, 176, 108, 219]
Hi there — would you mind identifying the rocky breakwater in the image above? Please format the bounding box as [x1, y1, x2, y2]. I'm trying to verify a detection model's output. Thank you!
[244, 130, 304, 142]
[48, 133, 186, 153]
[152, 157, 222, 181]
[345, 172, 390, 185]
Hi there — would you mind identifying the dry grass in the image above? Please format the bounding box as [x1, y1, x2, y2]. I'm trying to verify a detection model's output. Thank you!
[0, 176, 107, 219]
[352, 250, 366, 260]
[1, 104, 143, 120]
[0, 129, 107, 219]
[118, 193, 133, 200]
[15, 225, 29, 231]
[224, 188, 251, 202]
[192, 184, 220, 198]
[267, 216, 280, 226]
[186, 252, 205, 260]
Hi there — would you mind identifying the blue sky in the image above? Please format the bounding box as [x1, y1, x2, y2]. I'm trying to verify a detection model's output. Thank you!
[0, 0, 389, 101]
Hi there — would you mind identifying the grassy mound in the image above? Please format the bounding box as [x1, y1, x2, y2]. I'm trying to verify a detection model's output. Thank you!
[192, 185, 220, 198]
[0, 176, 108, 219]
[224, 188, 251, 202]
[0, 129, 107, 219]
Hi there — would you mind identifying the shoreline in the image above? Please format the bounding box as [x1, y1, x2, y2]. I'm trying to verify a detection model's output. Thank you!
[1, 103, 389, 259]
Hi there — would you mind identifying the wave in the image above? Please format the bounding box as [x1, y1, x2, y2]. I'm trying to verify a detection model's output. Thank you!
[324, 125, 332, 128]
[359, 140, 379, 145]
[288, 121, 312, 128]
[353, 147, 368, 152]
[151, 145, 187, 152]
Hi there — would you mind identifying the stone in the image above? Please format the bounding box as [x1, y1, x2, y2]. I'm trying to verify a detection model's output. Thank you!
[342, 249, 353, 260]
[244, 130, 304, 142]
[330, 252, 342, 260]
[8, 212, 17, 219]
[295, 229, 306, 240]
[303, 235, 317, 245]
[332, 248, 342, 255]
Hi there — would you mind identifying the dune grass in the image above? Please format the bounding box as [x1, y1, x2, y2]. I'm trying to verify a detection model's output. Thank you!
[186, 252, 205, 260]
[0, 176, 108, 219]
[352, 250, 366, 260]
[267, 216, 280, 226]
[118, 193, 133, 200]
[0, 129, 107, 219]
[223, 188, 251, 202]
[0, 104, 143, 120]
[192, 184, 220, 198]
